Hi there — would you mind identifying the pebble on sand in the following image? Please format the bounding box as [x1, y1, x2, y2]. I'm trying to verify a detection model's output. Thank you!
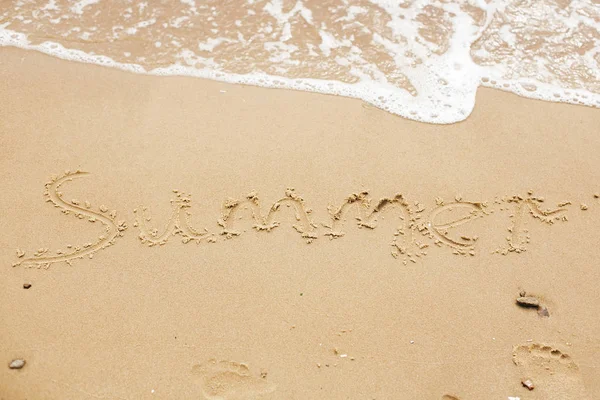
[521, 378, 535, 390]
[9, 359, 25, 369]
[23, 283, 31, 289]
[516, 296, 539, 308]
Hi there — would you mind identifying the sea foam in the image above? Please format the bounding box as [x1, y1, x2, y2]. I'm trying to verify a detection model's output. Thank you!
[1, 0, 599, 123]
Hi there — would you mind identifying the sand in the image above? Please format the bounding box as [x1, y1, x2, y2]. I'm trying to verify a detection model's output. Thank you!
[1, 47, 599, 399]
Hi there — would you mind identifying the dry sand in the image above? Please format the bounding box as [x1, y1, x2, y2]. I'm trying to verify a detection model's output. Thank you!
[1, 47, 599, 399]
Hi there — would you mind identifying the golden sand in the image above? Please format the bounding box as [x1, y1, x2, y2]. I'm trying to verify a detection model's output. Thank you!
[1, 48, 599, 399]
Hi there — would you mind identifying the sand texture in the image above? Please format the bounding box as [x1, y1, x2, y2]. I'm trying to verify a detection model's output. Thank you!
[1, 48, 599, 399]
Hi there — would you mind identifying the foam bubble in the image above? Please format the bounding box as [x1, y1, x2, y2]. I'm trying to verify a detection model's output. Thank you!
[0, 0, 598, 124]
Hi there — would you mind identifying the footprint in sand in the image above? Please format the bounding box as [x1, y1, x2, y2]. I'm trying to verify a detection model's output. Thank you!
[512, 343, 590, 400]
[192, 359, 276, 400]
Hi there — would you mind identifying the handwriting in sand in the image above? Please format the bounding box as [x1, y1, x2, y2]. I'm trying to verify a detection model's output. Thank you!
[14, 170, 589, 268]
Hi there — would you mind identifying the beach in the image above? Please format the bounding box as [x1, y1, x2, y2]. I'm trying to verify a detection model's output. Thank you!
[1, 46, 599, 399]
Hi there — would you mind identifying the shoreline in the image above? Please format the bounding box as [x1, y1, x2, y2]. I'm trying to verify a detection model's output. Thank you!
[2, 0, 599, 124]
[1, 38, 598, 124]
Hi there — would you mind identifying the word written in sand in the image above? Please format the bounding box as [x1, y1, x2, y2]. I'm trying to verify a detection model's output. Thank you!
[14, 170, 582, 269]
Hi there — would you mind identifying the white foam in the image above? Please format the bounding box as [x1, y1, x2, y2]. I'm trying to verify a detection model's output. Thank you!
[42, 0, 59, 12]
[1, 0, 599, 124]
[0, 27, 473, 123]
[197, 37, 230, 52]
[70, 0, 100, 15]
[0, 29, 146, 74]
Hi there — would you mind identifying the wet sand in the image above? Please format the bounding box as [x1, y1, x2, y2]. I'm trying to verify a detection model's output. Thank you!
[1, 47, 599, 399]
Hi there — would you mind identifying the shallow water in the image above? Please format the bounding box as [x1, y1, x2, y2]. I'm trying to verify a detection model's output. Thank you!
[1, 0, 599, 123]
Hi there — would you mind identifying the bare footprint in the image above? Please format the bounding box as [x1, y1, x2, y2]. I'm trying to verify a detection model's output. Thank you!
[512, 343, 590, 400]
[192, 359, 276, 400]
